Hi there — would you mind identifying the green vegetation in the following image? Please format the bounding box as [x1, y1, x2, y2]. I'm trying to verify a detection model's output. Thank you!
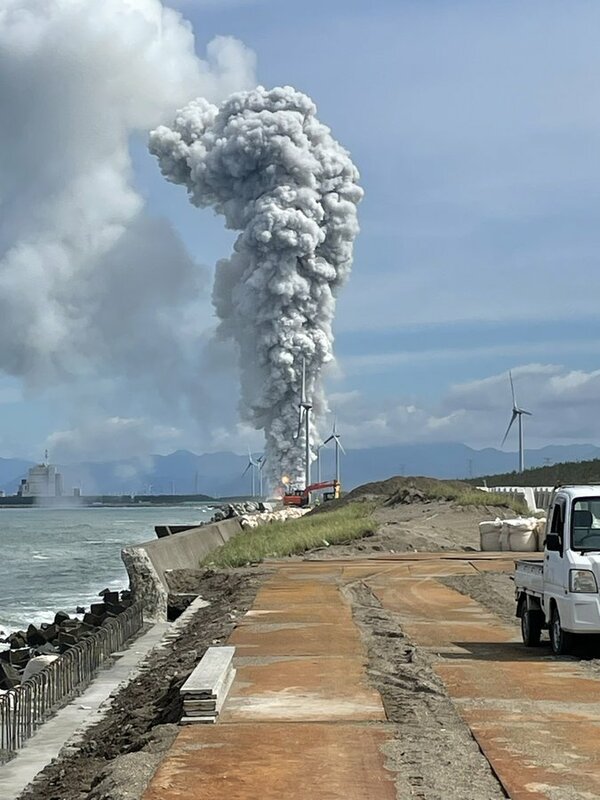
[423, 483, 528, 514]
[342, 475, 528, 515]
[201, 472, 530, 569]
[201, 502, 377, 568]
[475, 458, 600, 488]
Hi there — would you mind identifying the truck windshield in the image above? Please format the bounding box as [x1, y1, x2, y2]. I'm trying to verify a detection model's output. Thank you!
[571, 498, 600, 550]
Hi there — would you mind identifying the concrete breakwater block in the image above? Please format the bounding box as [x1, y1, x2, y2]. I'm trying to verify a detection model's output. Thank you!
[180, 646, 236, 725]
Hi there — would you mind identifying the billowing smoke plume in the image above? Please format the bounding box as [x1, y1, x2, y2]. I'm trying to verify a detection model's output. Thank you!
[149, 86, 363, 482]
[0, 0, 255, 403]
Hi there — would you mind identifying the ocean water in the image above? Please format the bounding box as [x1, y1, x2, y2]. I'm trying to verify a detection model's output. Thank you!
[0, 505, 215, 635]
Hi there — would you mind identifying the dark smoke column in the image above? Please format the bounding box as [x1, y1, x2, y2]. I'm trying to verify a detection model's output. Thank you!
[149, 86, 362, 484]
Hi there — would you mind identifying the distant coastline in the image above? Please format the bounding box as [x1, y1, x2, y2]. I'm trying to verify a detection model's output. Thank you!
[0, 493, 212, 509]
[0, 493, 258, 509]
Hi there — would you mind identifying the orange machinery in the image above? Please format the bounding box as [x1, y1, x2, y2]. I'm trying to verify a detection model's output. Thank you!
[282, 479, 340, 507]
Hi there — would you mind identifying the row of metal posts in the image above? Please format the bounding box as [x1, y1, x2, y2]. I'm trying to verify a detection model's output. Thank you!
[0, 602, 143, 762]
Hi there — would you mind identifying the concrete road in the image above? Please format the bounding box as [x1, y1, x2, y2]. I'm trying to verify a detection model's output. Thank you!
[144, 553, 600, 800]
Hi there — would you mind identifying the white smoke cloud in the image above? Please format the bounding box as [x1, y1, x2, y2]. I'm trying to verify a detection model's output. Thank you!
[149, 86, 363, 482]
[0, 1, 256, 407]
[47, 416, 181, 463]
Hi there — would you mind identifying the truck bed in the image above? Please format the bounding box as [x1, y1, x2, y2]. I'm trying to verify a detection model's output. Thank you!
[514, 558, 544, 596]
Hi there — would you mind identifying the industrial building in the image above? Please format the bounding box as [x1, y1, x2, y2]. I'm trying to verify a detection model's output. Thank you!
[17, 456, 64, 498]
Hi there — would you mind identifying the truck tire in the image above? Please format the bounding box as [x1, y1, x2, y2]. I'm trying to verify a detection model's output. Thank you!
[549, 606, 574, 656]
[521, 609, 543, 647]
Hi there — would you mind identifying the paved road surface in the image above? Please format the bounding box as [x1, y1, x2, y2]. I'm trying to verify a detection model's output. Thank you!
[144, 553, 600, 799]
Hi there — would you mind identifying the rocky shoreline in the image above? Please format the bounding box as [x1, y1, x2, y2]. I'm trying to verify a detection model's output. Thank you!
[0, 588, 133, 691]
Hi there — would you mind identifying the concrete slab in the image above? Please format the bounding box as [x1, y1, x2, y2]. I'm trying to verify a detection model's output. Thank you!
[180, 646, 235, 698]
[143, 723, 396, 800]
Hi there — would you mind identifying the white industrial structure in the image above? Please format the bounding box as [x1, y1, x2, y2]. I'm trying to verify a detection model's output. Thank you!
[18, 452, 63, 497]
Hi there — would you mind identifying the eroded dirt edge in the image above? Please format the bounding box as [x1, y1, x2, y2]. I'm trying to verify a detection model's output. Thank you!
[16, 569, 268, 800]
[343, 579, 508, 800]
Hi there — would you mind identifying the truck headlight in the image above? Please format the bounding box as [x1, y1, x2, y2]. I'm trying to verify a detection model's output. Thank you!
[569, 569, 598, 593]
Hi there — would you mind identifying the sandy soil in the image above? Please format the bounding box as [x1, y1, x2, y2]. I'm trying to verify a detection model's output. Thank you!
[306, 499, 510, 559]
[345, 580, 506, 799]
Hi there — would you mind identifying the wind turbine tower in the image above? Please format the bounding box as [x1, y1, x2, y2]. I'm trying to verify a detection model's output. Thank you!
[316, 442, 325, 483]
[295, 358, 312, 490]
[257, 454, 267, 497]
[242, 449, 259, 496]
[501, 371, 532, 473]
[324, 417, 346, 484]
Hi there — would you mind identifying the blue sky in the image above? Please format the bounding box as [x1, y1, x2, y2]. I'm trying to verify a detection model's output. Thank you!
[3, 0, 600, 461]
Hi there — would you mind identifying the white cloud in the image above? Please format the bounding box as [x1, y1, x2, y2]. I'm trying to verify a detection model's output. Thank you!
[327, 364, 600, 450]
[0, 0, 256, 419]
[46, 416, 182, 463]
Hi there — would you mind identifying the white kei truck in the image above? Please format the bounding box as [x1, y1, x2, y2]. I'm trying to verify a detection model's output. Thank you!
[514, 485, 600, 655]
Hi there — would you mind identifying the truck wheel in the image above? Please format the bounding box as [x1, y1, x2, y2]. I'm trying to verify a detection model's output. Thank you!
[550, 607, 574, 656]
[521, 609, 543, 647]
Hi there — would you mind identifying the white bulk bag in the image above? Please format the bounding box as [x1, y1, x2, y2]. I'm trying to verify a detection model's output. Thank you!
[479, 518, 502, 551]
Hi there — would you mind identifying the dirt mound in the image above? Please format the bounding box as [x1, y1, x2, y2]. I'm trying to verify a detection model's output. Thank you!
[344, 475, 470, 503]
[383, 487, 428, 506]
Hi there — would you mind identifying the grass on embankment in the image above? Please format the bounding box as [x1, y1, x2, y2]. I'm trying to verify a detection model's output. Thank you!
[342, 475, 529, 516]
[201, 502, 377, 568]
[423, 484, 529, 515]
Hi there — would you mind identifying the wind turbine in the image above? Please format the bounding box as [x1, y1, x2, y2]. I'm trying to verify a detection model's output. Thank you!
[257, 454, 267, 497]
[501, 371, 532, 473]
[294, 358, 312, 490]
[242, 448, 259, 496]
[324, 416, 346, 484]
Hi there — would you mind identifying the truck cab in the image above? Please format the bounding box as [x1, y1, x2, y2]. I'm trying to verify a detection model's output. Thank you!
[514, 485, 600, 655]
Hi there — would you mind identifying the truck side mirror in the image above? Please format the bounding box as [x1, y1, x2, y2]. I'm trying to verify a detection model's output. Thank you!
[546, 532, 562, 552]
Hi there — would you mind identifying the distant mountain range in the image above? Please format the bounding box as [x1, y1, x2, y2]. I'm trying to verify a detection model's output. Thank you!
[3, 443, 600, 497]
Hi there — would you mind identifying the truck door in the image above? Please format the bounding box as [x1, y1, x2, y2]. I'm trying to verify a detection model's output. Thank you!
[544, 497, 567, 609]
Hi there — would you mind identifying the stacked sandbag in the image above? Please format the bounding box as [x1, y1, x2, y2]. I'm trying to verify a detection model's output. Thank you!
[535, 518, 547, 551]
[239, 505, 309, 530]
[500, 518, 539, 552]
[479, 519, 503, 551]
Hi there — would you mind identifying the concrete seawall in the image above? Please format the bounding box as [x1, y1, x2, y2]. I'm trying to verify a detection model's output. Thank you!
[121, 518, 244, 622]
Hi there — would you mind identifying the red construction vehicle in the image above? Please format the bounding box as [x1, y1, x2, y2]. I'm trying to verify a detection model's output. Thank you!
[282, 480, 341, 507]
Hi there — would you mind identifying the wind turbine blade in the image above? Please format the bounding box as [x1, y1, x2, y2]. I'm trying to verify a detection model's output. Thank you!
[501, 411, 518, 446]
[520, 409, 532, 416]
[301, 358, 307, 404]
[242, 462, 252, 477]
[509, 371, 517, 409]
[259, 457, 267, 470]
[338, 440, 346, 456]
[332, 415, 338, 436]
[324, 435, 334, 445]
